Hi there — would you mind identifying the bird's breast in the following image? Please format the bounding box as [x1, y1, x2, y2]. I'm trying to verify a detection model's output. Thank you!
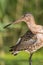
[37, 33, 43, 42]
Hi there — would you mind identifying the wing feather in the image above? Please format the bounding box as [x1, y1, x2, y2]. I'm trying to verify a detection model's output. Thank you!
[9, 30, 37, 55]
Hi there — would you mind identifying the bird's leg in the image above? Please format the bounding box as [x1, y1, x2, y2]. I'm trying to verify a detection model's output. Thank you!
[29, 53, 33, 65]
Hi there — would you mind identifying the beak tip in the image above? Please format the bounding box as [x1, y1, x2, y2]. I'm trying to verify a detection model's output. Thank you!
[3, 23, 12, 29]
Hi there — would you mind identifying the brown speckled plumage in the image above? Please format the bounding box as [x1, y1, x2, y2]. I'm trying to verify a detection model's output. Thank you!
[9, 30, 38, 54]
[4, 13, 43, 65]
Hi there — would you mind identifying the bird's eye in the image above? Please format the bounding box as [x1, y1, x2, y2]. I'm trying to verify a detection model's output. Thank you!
[23, 13, 29, 17]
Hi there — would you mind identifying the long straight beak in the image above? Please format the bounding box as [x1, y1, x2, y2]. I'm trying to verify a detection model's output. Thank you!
[4, 16, 24, 28]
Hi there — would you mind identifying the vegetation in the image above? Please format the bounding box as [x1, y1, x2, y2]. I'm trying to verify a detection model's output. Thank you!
[0, 0, 43, 65]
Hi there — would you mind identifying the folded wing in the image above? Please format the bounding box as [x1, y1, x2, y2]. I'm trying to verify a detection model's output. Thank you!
[9, 30, 37, 55]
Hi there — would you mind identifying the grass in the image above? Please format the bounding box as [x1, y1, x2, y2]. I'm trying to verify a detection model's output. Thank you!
[0, 51, 43, 65]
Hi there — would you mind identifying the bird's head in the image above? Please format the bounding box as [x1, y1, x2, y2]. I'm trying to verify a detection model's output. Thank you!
[14, 13, 36, 25]
[4, 13, 36, 28]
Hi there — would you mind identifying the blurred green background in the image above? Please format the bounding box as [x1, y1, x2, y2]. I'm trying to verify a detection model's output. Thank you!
[0, 0, 43, 65]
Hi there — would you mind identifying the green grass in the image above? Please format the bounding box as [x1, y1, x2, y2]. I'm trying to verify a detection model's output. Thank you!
[0, 51, 43, 65]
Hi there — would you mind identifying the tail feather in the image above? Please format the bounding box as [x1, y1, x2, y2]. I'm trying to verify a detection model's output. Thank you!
[9, 38, 22, 55]
[9, 49, 13, 51]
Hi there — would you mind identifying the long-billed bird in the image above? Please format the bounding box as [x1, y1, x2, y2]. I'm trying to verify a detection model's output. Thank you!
[4, 13, 43, 65]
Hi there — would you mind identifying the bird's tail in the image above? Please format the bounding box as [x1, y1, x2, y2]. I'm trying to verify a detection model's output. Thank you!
[9, 38, 22, 55]
[9, 46, 19, 55]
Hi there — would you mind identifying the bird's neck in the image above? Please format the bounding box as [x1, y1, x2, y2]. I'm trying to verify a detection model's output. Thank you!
[26, 22, 43, 34]
[26, 21, 37, 34]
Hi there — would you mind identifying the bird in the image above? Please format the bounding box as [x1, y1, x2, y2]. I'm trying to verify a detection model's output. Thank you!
[4, 13, 43, 65]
